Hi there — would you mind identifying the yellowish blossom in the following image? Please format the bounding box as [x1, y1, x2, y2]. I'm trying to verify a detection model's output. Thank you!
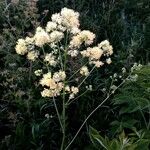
[27, 51, 39, 61]
[80, 66, 89, 76]
[44, 53, 57, 66]
[34, 69, 42, 76]
[34, 27, 50, 47]
[15, 39, 27, 55]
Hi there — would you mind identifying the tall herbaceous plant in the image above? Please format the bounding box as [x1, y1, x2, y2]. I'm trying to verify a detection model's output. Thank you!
[15, 8, 113, 149]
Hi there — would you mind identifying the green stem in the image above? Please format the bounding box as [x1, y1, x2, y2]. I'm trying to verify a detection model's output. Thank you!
[53, 97, 64, 132]
[60, 31, 69, 150]
[65, 80, 126, 150]
[61, 93, 66, 150]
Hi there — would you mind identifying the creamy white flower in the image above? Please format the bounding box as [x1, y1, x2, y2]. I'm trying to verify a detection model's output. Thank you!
[25, 37, 34, 44]
[65, 85, 70, 92]
[98, 40, 113, 56]
[41, 88, 52, 97]
[106, 58, 112, 64]
[52, 70, 66, 82]
[80, 66, 89, 76]
[69, 93, 75, 99]
[53, 73, 61, 82]
[68, 50, 79, 57]
[49, 31, 64, 43]
[90, 61, 104, 67]
[15, 39, 27, 55]
[98, 40, 110, 48]
[81, 47, 103, 60]
[57, 25, 66, 32]
[34, 27, 50, 47]
[51, 13, 62, 24]
[40, 72, 51, 85]
[46, 21, 57, 32]
[34, 69, 42, 76]
[60, 7, 79, 29]
[69, 30, 95, 48]
[69, 35, 82, 48]
[27, 51, 39, 61]
[88, 47, 103, 60]
[71, 86, 79, 94]
[71, 27, 81, 35]
[58, 70, 66, 80]
[15, 8, 114, 100]
[86, 85, 92, 91]
[44, 53, 57, 66]
[122, 67, 126, 73]
[80, 30, 95, 45]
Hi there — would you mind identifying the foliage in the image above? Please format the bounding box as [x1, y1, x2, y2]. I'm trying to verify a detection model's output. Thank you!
[0, 0, 150, 149]
[89, 126, 150, 150]
[111, 66, 150, 134]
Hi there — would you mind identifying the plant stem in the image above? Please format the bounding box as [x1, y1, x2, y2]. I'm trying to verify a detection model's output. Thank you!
[53, 97, 64, 132]
[65, 80, 126, 150]
[60, 93, 66, 150]
[60, 31, 68, 150]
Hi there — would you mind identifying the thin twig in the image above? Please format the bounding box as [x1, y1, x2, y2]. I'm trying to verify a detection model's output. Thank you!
[65, 80, 125, 150]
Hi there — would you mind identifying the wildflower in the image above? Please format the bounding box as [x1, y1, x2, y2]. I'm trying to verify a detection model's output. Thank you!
[60, 7, 79, 29]
[98, 40, 113, 56]
[57, 25, 66, 32]
[15, 39, 27, 55]
[86, 85, 92, 91]
[80, 30, 95, 45]
[51, 13, 62, 24]
[91, 61, 104, 67]
[69, 93, 75, 99]
[81, 47, 103, 60]
[131, 63, 142, 72]
[71, 86, 79, 94]
[68, 50, 79, 57]
[128, 74, 138, 82]
[34, 27, 50, 47]
[44, 53, 57, 66]
[41, 88, 52, 97]
[58, 70, 66, 80]
[27, 51, 39, 61]
[34, 69, 42, 76]
[88, 47, 103, 60]
[49, 31, 64, 43]
[69, 30, 95, 48]
[71, 27, 81, 35]
[80, 66, 89, 76]
[46, 21, 57, 32]
[65, 86, 70, 92]
[45, 114, 50, 119]
[113, 73, 117, 78]
[122, 67, 126, 73]
[15, 7, 114, 100]
[53, 71, 66, 82]
[106, 58, 112, 64]
[69, 35, 82, 48]
[25, 37, 34, 44]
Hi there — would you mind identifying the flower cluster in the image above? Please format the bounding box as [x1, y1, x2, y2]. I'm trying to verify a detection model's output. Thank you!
[80, 66, 89, 76]
[40, 71, 65, 97]
[69, 30, 95, 48]
[15, 39, 27, 55]
[81, 40, 113, 67]
[15, 8, 113, 99]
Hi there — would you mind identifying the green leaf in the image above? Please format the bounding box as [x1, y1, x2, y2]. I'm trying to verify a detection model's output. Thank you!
[89, 126, 109, 150]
